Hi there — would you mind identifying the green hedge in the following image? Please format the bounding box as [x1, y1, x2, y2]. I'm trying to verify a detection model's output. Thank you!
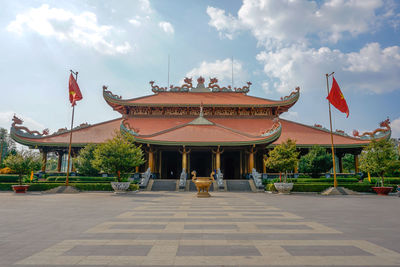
[265, 183, 387, 193]
[368, 178, 400, 185]
[0, 183, 140, 192]
[264, 177, 359, 184]
[46, 176, 115, 182]
[296, 178, 359, 183]
[0, 175, 23, 183]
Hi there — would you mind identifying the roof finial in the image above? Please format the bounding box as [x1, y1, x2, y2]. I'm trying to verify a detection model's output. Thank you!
[200, 102, 204, 117]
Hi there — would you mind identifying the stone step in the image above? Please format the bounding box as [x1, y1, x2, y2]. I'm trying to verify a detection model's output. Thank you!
[150, 180, 177, 191]
[225, 180, 252, 192]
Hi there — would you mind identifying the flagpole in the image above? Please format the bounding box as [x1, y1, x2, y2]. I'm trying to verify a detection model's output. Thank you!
[66, 70, 78, 186]
[326, 72, 337, 188]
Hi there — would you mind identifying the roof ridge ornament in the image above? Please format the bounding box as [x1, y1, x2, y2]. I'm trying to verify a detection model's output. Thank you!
[353, 118, 391, 139]
[149, 76, 252, 94]
[103, 85, 122, 99]
[281, 87, 300, 101]
[11, 115, 49, 138]
[260, 117, 281, 136]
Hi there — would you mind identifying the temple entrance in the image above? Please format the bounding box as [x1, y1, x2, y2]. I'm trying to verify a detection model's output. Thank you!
[190, 151, 212, 177]
[161, 151, 181, 179]
[221, 151, 241, 179]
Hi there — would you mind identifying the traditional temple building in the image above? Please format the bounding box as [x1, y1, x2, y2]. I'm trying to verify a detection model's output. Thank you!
[11, 76, 391, 181]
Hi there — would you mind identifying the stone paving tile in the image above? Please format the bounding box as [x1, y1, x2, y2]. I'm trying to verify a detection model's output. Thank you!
[184, 224, 238, 230]
[2, 192, 400, 266]
[64, 245, 152, 256]
[282, 245, 374, 256]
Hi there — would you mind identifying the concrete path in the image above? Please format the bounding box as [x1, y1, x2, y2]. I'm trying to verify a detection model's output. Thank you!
[0, 191, 399, 266]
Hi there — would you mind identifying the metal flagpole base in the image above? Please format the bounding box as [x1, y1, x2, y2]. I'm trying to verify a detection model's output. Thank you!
[321, 186, 359, 195]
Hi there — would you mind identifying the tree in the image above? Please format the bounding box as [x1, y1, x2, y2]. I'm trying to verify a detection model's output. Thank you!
[298, 146, 332, 177]
[342, 154, 355, 173]
[265, 139, 299, 182]
[75, 144, 99, 176]
[92, 131, 145, 182]
[3, 150, 41, 185]
[0, 128, 16, 167]
[359, 138, 400, 186]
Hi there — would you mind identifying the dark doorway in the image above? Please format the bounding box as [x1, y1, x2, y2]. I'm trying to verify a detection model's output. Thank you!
[221, 151, 241, 179]
[161, 151, 181, 179]
[190, 151, 212, 177]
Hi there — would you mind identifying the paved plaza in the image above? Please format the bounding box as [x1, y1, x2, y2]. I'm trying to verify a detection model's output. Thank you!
[0, 191, 399, 267]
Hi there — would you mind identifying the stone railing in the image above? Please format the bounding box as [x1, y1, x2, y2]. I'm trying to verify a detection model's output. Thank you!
[216, 168, 224, 189]
[179, 168, 187, 190]
[251, 168, 264, 189]
[139, 167, 152, 189]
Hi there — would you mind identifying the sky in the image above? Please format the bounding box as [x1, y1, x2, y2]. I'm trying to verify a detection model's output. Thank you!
[1, 0, 399, 145]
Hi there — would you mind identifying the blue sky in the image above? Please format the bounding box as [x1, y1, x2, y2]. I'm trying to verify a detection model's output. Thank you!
[1, 0, 399, 142]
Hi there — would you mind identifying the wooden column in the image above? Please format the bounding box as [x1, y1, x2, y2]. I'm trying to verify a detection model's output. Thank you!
[248, 145, 255, 173]
[212, 146, 223, 170]
[354, 154, 359, 173]
[71, 150, 76, 172]
[135, 166, 139, 173]
[263, 154, 267, 173]
[179, 146, 191, 171]
[41, 150, 47, 172]
[148, 150, 154, 172]
[338, 153, 343, 173]
[57, 151, 64, 172]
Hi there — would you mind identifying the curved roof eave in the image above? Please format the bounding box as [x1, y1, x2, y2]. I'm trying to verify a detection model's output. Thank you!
[103, 89, 300, 108]
[120, 120, 282, 147]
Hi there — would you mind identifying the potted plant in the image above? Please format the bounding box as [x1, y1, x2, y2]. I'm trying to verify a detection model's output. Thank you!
[4, 150, 41, 193]
[93, 131, 145, 193]
[266, 139, 299, 194]
[359, 139, 400, 195]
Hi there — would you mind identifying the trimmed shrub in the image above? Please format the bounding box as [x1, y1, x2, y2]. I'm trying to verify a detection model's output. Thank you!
[265, 183, 381, 193]
[46, 176, 115, 182]
[0, 175, 20, 183]
[296, 178, 359, 183]
[0, 182, 140, 192]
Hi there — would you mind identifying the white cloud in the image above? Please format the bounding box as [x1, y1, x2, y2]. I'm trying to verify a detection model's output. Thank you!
[346, 42, 400, 72]
[261, 81, 271, 94]
[392, 117, 400, 138]
[7, 4, 131, 55]
[159, 21, 174, 34]
[185, 58, 247, 87]
[256, 43, 400, 94]
[206, 6, 244, 40]
[139, 0, 152, 14]
[0, 111, 45, 132]
[129, 18, 141, 27]
[208, 0, 388, 46]
[280, 111, 299, 121]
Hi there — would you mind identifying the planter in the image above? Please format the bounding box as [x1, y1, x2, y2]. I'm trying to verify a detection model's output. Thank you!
[12, 185, 30, 193]
[274, 182, 293, 194]
[372, 186, 393, 196]
[111, 182, 131, 193]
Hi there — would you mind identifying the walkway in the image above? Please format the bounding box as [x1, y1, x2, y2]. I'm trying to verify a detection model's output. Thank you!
[1, 191, 399, 266]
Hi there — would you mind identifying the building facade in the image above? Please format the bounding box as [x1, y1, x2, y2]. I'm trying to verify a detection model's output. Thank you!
[11, 77, 391, 178]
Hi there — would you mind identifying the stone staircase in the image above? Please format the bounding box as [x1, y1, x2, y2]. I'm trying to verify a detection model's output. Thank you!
[150, 179, 177, 191]
[225, 180, 252, 192]
[146, 179, 259, 192]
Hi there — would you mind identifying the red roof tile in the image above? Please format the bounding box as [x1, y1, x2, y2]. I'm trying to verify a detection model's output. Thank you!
[12, 116, 370, 147]
[110, 92, 293, 107]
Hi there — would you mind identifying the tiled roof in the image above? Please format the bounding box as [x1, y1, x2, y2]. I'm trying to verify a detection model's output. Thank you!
[106, 92, 296, 107]
[12, 116, 370, 148]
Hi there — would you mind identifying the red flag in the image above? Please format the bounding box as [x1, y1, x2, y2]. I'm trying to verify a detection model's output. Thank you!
[68, 74, 82, 106]
[326, 77, 349, 117]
